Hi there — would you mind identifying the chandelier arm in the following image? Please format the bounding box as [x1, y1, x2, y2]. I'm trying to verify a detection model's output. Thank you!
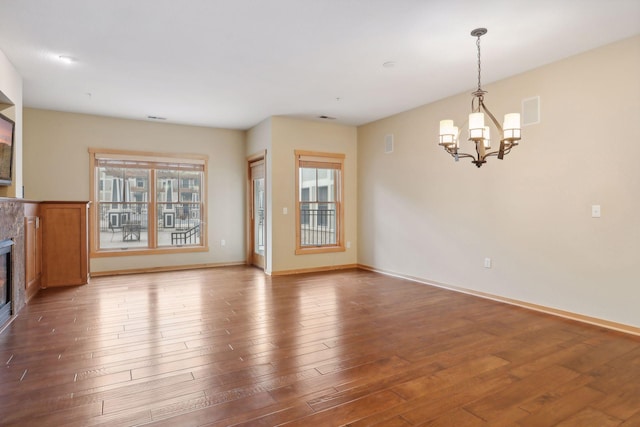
[479, 101, 509, 159]
[452, 140, 485, 167]
[483, 151, 502, 159]
[452, 152, 477, 160]
[479, 101, 503, 133]
[481, 143, 505, 159]
[498, 140, 505, 159]
[444, 146, 477, 160]
[482, 142, 514, 159]
[444, 146, 478, 162]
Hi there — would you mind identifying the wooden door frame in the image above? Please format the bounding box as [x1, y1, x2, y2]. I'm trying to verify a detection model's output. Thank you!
[246, 151, 266, 269]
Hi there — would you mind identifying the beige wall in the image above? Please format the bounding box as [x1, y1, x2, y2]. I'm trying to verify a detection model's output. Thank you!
[357, 35, 640, 328]
[0, 48, 22, 198]
[269, 116, 358, 273]
[23, 108, 247, 273]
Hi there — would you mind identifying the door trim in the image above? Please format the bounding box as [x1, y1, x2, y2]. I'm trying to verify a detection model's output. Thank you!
[247, 151, 266, 269]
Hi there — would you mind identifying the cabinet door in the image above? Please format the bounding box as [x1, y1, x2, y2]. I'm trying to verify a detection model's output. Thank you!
[41, 202, 89, 287]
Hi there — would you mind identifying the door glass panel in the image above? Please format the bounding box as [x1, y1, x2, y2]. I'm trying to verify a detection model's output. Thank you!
[253, 178, 265, 256]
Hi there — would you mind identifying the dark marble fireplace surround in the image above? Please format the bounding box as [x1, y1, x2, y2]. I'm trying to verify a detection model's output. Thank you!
[0, 198, 27, 327]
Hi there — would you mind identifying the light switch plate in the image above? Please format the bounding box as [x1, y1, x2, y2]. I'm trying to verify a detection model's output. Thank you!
[591, 205, 601, 218]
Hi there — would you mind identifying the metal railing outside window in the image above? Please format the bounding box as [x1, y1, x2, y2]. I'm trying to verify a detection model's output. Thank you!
[299, 203, 337, 246]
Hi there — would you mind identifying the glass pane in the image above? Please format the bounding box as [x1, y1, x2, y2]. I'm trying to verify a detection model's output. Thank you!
[157, 169, 202, 247]
[157, 170, 179, 207]
[299, 167, 335, 202]
[97, 167, 149, 249]
[254, 178, 265, 256]
[301, 167, 316, 183]
[179, 171, 202, 202]
[299, 202, 337, 246]
[318, 186, 328, 202]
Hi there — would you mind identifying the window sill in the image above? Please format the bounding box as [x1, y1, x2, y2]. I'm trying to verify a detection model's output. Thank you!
[92, 245, 208, 258]
[295, 245, 345, 255]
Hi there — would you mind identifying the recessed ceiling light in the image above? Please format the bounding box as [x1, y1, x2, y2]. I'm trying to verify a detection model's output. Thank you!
[147, 116, 167, 121]
[58, 55, 77, 64]
[383, 61, 396, 68]
[318, 115, 336, 120]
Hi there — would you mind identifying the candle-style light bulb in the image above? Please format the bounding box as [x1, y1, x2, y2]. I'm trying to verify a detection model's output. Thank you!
[483, 126, 491, 149]
[439, 120, 456, 146]
[503, 113, 521, 142]
[469, 113, 485, 140]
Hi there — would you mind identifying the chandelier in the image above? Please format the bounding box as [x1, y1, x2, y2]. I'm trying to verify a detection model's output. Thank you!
[438, 28, 521, 167]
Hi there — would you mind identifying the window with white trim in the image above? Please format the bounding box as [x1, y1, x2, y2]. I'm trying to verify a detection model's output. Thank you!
[90, 149, 207, 255]
[295, 150, 345, 254]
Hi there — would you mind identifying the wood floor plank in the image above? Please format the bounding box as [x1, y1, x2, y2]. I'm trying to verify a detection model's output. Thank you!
[280, 389, 406, 426]
[555, 407, 623, 427]
[517, 386, 605, 426]
[205, 388, 329, 427]
[372, 416, 413, 427]
[621, 410, 640, 426]
[417, 408, 485, 426]
[591, 383, 640, 421]
[347, 365, 518, 426]
[0, 266, 639, 425]
[148, 390, 277, 425]
[463, 364, 582, 422]
[400, 374, 519, 425]
[305, 356, 412, 412]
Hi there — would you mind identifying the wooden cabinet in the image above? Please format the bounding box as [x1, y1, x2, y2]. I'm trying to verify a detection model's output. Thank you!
[41, 201, 90, 287]
[24, 202, 42, 300]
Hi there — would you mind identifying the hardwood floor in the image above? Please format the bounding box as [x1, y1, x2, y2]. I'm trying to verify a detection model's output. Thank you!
[1, 266, 639, 426]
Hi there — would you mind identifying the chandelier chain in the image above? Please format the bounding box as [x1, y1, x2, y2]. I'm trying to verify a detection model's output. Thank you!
[476, 35, 482, 92]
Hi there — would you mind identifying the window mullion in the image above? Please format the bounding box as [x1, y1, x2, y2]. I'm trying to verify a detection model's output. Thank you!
[149, 169, 157, 248]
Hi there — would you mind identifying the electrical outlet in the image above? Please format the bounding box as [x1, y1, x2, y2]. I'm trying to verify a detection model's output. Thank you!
[221, 239, 226, 246]
[484, 258, 492, 268]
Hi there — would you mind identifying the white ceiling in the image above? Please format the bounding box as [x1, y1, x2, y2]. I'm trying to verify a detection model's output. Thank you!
[0, 0, 639, 130]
